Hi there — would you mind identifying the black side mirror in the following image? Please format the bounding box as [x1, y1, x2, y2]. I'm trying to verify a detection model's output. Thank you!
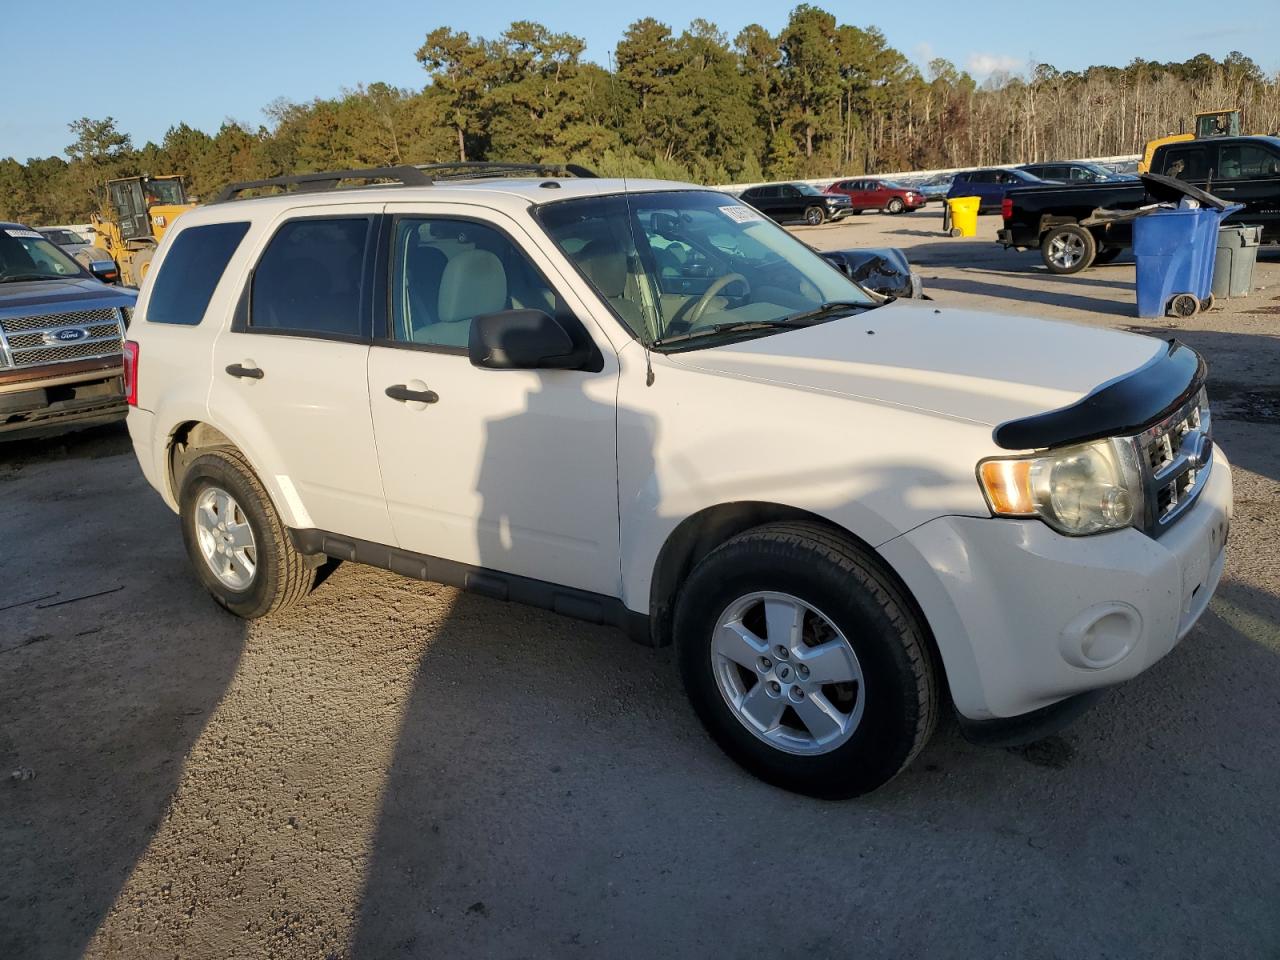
[88, 260, 119, 284]
[468, 309, 594, 371]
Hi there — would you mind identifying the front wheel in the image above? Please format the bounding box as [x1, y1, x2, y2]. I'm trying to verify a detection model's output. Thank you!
[1041, 224, 1096, 274]
[803, 206, 826, 226]
[886, 198, 905, 214]
[675, 522, 938, 798]
[179, 448, 317, 619]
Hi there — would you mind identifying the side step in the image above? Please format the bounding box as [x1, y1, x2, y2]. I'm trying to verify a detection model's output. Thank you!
[289, 528, 654, 646]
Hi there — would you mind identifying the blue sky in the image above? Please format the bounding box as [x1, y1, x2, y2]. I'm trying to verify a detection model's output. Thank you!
[5, 0, 1277, 160]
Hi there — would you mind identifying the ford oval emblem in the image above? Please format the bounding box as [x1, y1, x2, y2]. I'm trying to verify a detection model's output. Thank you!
[46, 327, 88, 344]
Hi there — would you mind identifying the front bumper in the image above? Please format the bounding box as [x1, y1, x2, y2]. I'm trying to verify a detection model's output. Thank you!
[0, 367, 126, 441]
[879, 445, 1233, 720]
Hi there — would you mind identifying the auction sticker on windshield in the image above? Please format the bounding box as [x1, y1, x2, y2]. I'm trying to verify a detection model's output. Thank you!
[719, 205, 765, 224]
[4, 229, 43, 239]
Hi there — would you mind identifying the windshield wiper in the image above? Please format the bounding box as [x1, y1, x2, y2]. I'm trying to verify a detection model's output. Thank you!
[0, 274, 61, 283]
[650, 301, 866, 349]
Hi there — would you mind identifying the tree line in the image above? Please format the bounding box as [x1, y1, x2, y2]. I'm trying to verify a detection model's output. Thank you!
[3, 4, 1278, 224]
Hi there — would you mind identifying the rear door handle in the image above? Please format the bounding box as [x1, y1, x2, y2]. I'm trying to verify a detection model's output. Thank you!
[385, 384, 439, 404]
[225, 363, 264, 379]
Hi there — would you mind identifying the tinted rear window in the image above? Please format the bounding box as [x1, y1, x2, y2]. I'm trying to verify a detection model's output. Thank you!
[147, 222, 250, 325]
[249, 218, 370, 338]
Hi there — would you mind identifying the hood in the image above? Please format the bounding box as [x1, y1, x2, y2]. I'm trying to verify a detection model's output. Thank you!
[0, 277, 136, 311]
[663, 302, 1163, 432]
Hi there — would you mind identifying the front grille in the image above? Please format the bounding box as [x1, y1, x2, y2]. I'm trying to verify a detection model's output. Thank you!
[1136, 388, 1212, 535]
[0, 308, 125, 368]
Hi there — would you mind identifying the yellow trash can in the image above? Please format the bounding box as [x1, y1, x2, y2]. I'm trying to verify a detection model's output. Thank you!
[946, 196, 981, 238]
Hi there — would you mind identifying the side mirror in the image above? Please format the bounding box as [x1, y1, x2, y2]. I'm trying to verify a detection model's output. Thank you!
[88, 260, 120, 284]
[468, 309, 593, 371]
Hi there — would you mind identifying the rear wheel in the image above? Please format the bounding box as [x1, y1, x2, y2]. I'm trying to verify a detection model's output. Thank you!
[886, 197, 905, 214]
[804, 206, 826, 226]
[1041, 224, 1096, 274]
[179, 448, 316, 619]
[675, 522, 938, 798]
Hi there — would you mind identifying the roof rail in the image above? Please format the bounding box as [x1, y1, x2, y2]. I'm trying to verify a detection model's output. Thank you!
[417, 161, 598, 181]
[213, 165, 433, 203]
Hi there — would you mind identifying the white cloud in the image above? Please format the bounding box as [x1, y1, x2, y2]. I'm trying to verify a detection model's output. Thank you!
[966, 52, 1024, 76]
[913, 42, 935, 65]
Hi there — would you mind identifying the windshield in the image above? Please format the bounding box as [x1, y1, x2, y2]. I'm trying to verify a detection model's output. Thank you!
[0, 228, 83, 281]
[536, 190, 874, 349]
[143, 179, 185, 205]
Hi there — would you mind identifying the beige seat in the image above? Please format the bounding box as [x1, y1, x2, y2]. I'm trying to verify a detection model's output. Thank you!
[578, 239, 649, 334]
[433, 249, 508, 347]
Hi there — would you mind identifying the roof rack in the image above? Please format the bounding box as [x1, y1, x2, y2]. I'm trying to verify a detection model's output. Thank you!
[213, 161, 598, 203]
[417, 161, 598, 181]
[213, 165, 432, 203]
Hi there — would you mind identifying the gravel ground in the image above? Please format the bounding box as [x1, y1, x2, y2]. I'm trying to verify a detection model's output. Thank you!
[3, 210, 1278, 959]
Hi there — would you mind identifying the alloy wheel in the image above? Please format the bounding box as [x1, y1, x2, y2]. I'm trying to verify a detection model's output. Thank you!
[711, 591, 865, 756]
[193, 486, 258, 591]
[1048, 232, 1087, 269]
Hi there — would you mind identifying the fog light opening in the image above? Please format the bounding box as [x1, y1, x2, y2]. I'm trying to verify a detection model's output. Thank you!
[1060, 603, 1141, 670]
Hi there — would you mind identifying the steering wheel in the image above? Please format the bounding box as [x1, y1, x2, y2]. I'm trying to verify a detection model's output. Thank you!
[684, 273, 750, 328]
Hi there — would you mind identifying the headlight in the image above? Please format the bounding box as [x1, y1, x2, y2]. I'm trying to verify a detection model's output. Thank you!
[978, 437, 1144, 536]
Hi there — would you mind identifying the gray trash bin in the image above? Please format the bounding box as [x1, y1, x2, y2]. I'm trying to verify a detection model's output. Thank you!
[1212, 224, 1262, 299]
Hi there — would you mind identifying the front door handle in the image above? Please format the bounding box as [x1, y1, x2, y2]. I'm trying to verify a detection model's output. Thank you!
[386, 383, 439, 404]
[225, 363, 264, 379]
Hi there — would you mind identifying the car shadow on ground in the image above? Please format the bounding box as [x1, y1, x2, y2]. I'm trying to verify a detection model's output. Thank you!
[0, 429, 246, 960]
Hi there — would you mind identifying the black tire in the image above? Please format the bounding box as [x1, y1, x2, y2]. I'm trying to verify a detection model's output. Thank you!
[1040, 224, 1096, 274]
[1093, 246, 1124, 264]
[128, 248, 154, 288]
[674, 522, 938, 798]
[803, 206, 826, 226]
[178, 448, 316, 619]
[886, 197, 905, 214]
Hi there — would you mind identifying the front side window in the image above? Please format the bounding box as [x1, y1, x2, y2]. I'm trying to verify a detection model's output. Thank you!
[536, 190, 874, 349]
[0, 227, 83, 281]
[148, 222, 250, 325]
[250, 218, 369, 338]
[389, 218, 557, 349]
[144, 179, 186, 205]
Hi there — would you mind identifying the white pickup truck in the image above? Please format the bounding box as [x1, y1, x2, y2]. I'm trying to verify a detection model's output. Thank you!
[124, 164, 1231, 797]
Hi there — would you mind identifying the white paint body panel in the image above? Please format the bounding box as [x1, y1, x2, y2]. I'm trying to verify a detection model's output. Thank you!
[125, 177, 1234, 725]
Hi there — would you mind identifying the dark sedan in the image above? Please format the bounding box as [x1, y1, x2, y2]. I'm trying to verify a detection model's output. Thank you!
[738, 183, 853, 225]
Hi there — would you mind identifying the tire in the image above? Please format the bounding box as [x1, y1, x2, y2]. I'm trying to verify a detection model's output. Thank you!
[886, 197, 905, 214]
[178, 448, 316, 619]
[1040, 224, 1096, 274]
[674, 522, 938, 798]
[1093, 246, 1123, 264]
[128, 248, 154, 287]
[803, 206, 826, 226]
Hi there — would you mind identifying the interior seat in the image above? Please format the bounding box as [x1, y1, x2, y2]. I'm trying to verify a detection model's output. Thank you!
[434, 249, 508, 347]
[578, 238, 649, 334]
[401, 243, 447, 340]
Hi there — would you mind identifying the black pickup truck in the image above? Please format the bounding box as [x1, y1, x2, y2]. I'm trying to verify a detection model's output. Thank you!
[998, 135, 1280, 273]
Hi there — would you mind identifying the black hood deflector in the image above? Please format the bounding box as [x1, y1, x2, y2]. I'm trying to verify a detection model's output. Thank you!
[993, 339, 1205, 450]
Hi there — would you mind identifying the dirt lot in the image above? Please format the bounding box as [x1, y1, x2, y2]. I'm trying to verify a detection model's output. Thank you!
[3, 210, 1279, 959]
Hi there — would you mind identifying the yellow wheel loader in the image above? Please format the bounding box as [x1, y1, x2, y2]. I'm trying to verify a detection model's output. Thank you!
[92, 175, 196, 286]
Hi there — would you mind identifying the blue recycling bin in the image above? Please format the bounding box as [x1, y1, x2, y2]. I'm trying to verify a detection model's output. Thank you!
[1133, 203, 1243, 318]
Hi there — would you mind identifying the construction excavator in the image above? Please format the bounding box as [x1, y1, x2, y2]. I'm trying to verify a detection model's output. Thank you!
[92, 174, 196, 286]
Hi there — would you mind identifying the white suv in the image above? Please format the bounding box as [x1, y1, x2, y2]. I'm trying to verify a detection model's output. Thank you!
[125, 164, 1233, 797]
